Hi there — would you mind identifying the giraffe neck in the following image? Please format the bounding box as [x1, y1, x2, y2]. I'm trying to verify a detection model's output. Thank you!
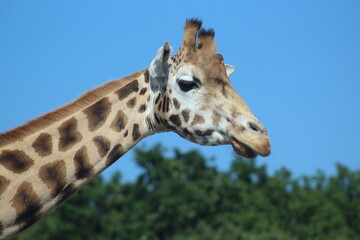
[0, 69, 159, 239]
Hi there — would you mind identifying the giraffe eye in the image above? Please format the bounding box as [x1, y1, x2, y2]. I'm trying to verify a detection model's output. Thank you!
[178, 79, 199, 92]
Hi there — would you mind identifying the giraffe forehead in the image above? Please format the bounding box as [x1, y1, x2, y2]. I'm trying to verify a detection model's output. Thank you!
[171, 55, 229, 88]
[175, 66, 197, 78]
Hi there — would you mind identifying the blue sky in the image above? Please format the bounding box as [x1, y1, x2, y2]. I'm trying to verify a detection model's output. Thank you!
[1, 1, 359, 181]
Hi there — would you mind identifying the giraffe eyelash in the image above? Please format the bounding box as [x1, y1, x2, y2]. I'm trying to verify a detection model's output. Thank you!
[177, 79, 199, 92]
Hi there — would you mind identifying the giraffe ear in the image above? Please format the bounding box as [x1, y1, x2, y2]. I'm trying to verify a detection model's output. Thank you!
[149, 42, 171, 91]
[225, 64, 235, 77]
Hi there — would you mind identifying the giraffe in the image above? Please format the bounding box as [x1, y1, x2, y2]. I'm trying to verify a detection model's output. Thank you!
[0, 19, 270, 239]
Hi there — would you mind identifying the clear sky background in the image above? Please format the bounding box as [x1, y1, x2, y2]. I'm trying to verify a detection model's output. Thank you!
[1, 1, 359, 182]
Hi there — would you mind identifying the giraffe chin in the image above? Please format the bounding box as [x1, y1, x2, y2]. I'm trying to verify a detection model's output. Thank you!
[230, 137, 257, 159]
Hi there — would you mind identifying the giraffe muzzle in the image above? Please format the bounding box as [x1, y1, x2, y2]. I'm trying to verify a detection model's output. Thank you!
[228, 119, 271, 158]
[230, 135, 270, 158]
[230, 137, 258, 158]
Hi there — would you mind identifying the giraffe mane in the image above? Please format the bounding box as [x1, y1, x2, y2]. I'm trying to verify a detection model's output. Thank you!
[0, 71, 144, 148]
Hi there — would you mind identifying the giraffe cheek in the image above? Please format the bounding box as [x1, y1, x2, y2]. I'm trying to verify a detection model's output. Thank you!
[172, 97, 180, 110]
[181, 109, 191, 123]
[169, 114, 182, 126]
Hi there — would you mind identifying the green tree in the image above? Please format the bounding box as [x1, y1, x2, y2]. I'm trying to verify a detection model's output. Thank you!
[14, 144, 360, 240]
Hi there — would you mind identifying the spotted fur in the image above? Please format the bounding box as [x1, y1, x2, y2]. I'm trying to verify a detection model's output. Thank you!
[73, 146, 93, 180]
[116, 80, 139, 101]
[39, 160, 67, 197]
[169, 114, 181, 126]
[11, 182, 41, 225]
[0, 176, 10, 197]
[83, 97, 111, 132]
[138, 104, 147, 113]
[191, 114, 205, 125]
[173, 98, 180, 110]
[93, 136, 111, 157]
[132, 124, 141, 142]
[111, 110, 128, 132]
[0, 150, 34, 174]
[0, 71, 143, 148]
[182, 109, 190, 123]
[106, 144, 124, 167]
[58, 117, 82, 152]
[0, 19, 270, 240]
[32, 133, 53, 157]
[139, 87, 147, 95]
[144, 69, 150, 83]
[126, 97, 137, 108]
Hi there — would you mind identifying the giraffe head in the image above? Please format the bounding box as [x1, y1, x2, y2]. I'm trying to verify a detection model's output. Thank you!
[149, 19, 270, 158]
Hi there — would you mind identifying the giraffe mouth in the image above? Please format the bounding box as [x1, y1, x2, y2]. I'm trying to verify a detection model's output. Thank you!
[230, 137, 257, 158]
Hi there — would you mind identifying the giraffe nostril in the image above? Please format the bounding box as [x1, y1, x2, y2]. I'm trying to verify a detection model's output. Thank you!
[248, 122, 263, 134]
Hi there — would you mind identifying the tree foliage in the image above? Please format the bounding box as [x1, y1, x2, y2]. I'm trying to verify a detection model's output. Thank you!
[15, 144, 360, 240]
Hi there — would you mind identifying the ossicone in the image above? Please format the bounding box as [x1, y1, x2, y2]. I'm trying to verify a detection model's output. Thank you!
[181, 18, 217, 56]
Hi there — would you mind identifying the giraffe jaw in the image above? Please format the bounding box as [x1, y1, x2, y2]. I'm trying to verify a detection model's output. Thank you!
[230, 137, 258, 158]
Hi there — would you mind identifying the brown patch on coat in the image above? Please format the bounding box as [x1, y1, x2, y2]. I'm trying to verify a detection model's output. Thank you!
[139, 87, 148, 95]
[191, 114, 205, 125]
[0, 71, 144, 148]
[155, 94, 161, 104]
[116, 80, 139, 101]
[144, 69, 150, 83]
[32, 133, 53, 157]
[39, 160, 67, 197]
[161, 96, 166, 112]
[182, 109, 191, 123]
[138, 104, 147, 113]
[169, 114, 181, 126]
[0, 175, 10, 198]
[73, 146, 94, 180]
[126, 97, 137, 108]
[83, 97, 111, 132]
[173, 98, 180, 110]
[132, 124, 141, 142]
[162, 96, 170, 112]
[0, 150, 34, 174]
[194, 129, 214, 137]
[58, 117, 83, 152]
[212, 110, 221, 125]
[93, 136, 111, 157]
[146, 116, 155, 131]
[111, 110, 128, 132]
[106, 144, 124, 167]
[157, 100, 162, 111]
[11, 182, 41, 225]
